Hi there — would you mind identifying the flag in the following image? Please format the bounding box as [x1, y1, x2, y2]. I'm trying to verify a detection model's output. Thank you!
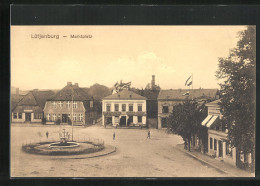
[185, 76, 192, 86]
[182, 91, 190, 96]
[187, 81, 192, 86]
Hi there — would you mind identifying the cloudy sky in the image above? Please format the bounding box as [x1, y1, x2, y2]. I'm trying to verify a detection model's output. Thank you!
[11, 26, 246, 90]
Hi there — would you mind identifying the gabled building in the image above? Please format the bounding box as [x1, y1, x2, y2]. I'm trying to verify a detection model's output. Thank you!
[157, 89, 219, 129]
[102, 89, 147, 127]
[11, 90, 55, 123]
[43, 82, 98, 125]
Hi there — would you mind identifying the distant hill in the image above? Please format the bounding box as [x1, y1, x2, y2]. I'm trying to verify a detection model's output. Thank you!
[83, 83, 112, 100]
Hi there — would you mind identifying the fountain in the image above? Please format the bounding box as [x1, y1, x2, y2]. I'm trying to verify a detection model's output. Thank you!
[49, 129, 80, 148]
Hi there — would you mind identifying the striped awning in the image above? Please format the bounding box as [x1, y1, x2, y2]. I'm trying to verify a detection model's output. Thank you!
[201, 115, 213, 126]
[206, 115, 218, 128]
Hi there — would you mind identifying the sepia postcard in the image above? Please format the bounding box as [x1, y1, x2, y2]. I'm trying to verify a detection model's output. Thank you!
[10, 25, 256, 178]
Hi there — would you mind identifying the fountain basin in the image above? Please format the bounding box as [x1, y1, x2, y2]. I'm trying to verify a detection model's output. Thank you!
[49, 142, 80, 148]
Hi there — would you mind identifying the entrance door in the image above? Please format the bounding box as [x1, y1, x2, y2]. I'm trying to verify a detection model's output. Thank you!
[25, 113, 31, 122]
[62, 114, 68, 123]
[219, 141, 223, 157]
[120, 116, 126, 126]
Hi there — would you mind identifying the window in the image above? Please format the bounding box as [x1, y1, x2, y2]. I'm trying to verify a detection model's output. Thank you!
[129, 104, 133, 111]
[58, 101, 63, 108]
[162, 106, 169, 113]
[214, 139, 217, 150]
[128, 116, 133, 123]
[53, 114, 56, 121]
[138, 104, 142, 111]
[52, 102, 57, 108]
[79, 114, 83, 121]
[138, 116, 142, 123]
[47, 114, 50, 121]
[115, 104, 119, 111]
[210, 138, 213, 149]
[73, 101, 77, 108]
[122, 104, 126, 111]
[106, 104, 111, 112]
[13, 113, 17, 119]
[73, 114, 77, 121]
[18, 113, 22, 119]
[68, 114, 71, 120]
[67, 101, 70, 108]
[34, 113, 42, 119]
[90, 101, 93, 108]
[58, 114, 61, 119]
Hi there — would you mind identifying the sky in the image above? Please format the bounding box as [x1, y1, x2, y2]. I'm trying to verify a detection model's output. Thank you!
[11, 26, 246, 90]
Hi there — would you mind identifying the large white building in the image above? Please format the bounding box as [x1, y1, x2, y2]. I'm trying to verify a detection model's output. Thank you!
[102, 89, 146, 127]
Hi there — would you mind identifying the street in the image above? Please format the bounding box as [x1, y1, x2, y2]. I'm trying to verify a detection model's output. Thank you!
[11, 123, 229, 177]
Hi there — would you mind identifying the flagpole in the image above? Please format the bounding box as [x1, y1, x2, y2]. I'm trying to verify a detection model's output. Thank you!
[71, 86, 74, 141]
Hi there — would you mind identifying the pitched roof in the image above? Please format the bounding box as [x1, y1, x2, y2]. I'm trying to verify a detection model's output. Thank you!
[103, 89, 146, 100]
[158, 89, 218, 100]
[10, 94, 24, 110]
[16, 90, 55, 109]
[49, 84, 91, 101]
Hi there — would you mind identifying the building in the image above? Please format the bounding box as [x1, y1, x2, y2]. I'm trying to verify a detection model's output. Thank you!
[202, 100, 237, 166]
[157, 89, 219, 129]
[11, 90, 55, 123]
[202, 100, 253, 168]
[102, 89, 147, 127]
[43, 82, 98, 125]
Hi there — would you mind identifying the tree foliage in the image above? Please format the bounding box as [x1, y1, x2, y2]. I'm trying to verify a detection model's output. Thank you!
[216, 26, 256, 163]
[167, 100, 208, 151]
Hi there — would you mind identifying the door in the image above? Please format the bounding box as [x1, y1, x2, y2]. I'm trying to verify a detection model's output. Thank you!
[62, 114, 68, 123]
[25, 113, 31, 122]
[120, 116, 126, 126]
[219, 141, 223, 157]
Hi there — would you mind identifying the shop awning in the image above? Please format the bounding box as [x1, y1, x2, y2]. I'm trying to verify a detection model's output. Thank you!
[206, 115, 219, 128]
[201, 115, 213, 126]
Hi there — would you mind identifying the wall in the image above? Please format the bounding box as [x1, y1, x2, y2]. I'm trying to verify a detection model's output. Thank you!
[44, 101, 86, 124]
[157, 100, 182, 129]
[102, 99, 146, 126]
[11, 112, 25, 123]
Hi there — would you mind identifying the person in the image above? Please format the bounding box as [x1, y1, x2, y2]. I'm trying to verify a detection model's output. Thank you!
[147, 130, 150, 139]
[184, 140, 187, 150]
[46, 131, 49, 138]
[113, 132, 115, 140]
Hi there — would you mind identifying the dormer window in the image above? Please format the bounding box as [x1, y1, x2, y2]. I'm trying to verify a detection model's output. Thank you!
[52, 102, 57, 108]
[73, 101, 77, 109]
[67, 101, 70, 108]
[90, 101, 93, 108]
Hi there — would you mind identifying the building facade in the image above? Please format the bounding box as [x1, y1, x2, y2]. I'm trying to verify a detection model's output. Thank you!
[102, 89, 146, 127]
[202, 100, 237, 166]
[157, 89, 219, 129]
[11, 90, 55, 123]
[43, 82, 98, 125]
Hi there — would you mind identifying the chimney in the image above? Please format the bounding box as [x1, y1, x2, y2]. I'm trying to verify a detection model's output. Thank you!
[16, 88, 19, 95]
[74, 83, 79, 87]
[151, 75, 155, 89]
[67, 82, 72, 86]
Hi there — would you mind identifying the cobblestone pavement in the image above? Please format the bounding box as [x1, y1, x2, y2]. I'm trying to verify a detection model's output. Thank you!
[11, 123, 243, 177]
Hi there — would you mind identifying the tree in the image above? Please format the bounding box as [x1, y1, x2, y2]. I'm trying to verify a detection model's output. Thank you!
[216, 26, 256, 169]
[167, 100, 207, 151]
